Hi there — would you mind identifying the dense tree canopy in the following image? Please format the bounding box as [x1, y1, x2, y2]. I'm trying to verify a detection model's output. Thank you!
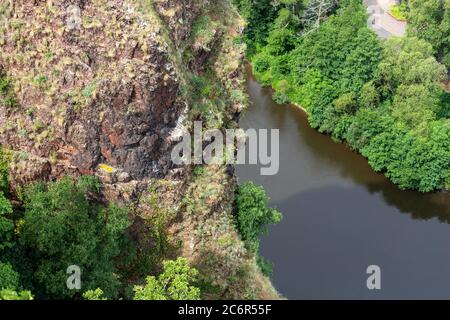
[236, 0, 450, 192]
[0, 159, 135, 299]
[407, 0, 450, 68]
[235, 182, 282, 253]
[19, 177, 132, 299]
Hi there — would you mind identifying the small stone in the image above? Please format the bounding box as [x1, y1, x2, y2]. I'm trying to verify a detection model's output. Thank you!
[117, 171, 131, 183]
[66, 5, 81, 31]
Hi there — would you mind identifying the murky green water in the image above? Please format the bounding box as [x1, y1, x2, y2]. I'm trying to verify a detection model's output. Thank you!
[236, 65, 450, 299]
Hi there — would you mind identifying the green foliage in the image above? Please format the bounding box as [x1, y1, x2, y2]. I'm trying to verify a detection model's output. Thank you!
[76, 175, 102, 194]
[83, 288, 108, 300]
[390, 3, 408, 21]
[19, 177, 132, 299]
[256, 255, 273, 277]
[82, 81, 97, 99]
[233, 0, 279, 55]
[0, 262, 19, 290]
[185, 72, 226, 128]
[0, 148, 9, 193]
[238, 0, 450, 192]
[0, 72, 17, 108]
[0, 289, 33, 300]
[133, 258, 200, 300]
[0, 260, 33, 300]
[191, 15, 220, 51]
[235, 182, 282, 253]
[32, 75, 48, 88]
[407, 0, 450, 68]
[0, 191, 14, 250]
[0, 149, 14, 252]
[376, 37, 446, 96]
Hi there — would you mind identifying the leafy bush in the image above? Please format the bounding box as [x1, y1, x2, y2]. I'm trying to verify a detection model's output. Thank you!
[407, 0, 449, 68]
[0, 72, 17, 108]
[390, 3, 408, 21]
[235, 182, 282, 253]
[19, 177, 133, 298]
[0, 289, 33, 300]
[133, 258, 201, 300]
[256, 255, 273, 277]
[0, 262, 19, 290]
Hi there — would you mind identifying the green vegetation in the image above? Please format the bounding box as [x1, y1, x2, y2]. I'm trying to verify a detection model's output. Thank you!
[0, 176, 134, 299]
[0, 71, 17, 108]
[0, 0, 278, 301]
[0, 262, 19, 290]
[191, 15, 220, 52]
[133, 258, 200, 300]
[236, 0, 450, 192]
[407, 0, 450, 68]
[0, 150, 135, 299]
[19, 177, 133, 298]
[233, 0, 279, 55]
[0, 289, 33, 300]
[235, 182, 282, 253]
[82, 81, 97, 99]
[84, 258, 201, 301]
[390, 3, 408, 21]
[0, 148, 204, 300]
[82, 288, 108, 300]
[235, 182, 282, 275]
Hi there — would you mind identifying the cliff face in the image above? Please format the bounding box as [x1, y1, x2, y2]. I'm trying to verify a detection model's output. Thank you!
[0, 0, 279, 299]
[0, 0, 185, 185]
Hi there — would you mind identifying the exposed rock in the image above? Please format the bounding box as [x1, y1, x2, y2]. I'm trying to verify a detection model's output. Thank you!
[153, 0, 207, 47]
[0, 0, 280, 300]
[0, 0, 184, 181]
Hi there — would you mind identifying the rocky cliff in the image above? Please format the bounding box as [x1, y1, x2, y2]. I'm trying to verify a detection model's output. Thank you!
[0, 0, 279, 299]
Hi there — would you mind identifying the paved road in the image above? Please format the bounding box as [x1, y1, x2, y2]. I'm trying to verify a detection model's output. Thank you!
[364, 0, 406, 39]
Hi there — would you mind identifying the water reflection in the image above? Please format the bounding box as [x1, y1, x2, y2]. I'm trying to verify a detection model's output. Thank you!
[236, 65, 450, 299]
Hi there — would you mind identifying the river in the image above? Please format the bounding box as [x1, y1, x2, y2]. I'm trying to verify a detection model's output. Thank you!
[235, 65, 450, 299]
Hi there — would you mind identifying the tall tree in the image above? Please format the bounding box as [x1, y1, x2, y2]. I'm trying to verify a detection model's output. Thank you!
[407, 0, 450, 68]
[20, 177, 133, 299]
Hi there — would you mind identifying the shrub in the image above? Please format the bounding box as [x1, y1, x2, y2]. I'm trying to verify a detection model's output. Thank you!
[390, 3, 408, 21]
[133, 258, 201, 300]
[20, 177, 132, 298]
[235, 182, 282, 253]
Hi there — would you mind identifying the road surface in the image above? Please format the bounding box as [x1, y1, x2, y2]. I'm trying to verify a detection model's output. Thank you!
[364, 0, 406, 39]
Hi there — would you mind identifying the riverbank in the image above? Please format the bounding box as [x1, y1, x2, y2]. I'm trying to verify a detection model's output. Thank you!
[238, 0, 449, 193]
[237, 65, 450, 299]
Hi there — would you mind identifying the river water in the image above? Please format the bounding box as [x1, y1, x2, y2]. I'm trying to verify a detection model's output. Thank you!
[235, 66, 450, 299]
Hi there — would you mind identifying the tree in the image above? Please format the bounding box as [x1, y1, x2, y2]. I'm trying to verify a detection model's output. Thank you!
[407, 0, 450, 68]
[376, 37, 447, 133]
[0, 148, 14, 252]
[239, 0, 450, 192]
[133, 258, 200, 300]
[376, 37, 446, 95]
[0, 262, 33, 300]
[265, 9, 300, 56]
[0, 192, 14, 251]
[20, 177, 132, 299]
[82, 288, 108, 300]
[233, 0, 279, 55]
[235, 182, 282, 253]
[0, 262, 19, 290]
[0, 289, 33, 300]
[0, 148, 9, 194]
[301, 0, 338, 33]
